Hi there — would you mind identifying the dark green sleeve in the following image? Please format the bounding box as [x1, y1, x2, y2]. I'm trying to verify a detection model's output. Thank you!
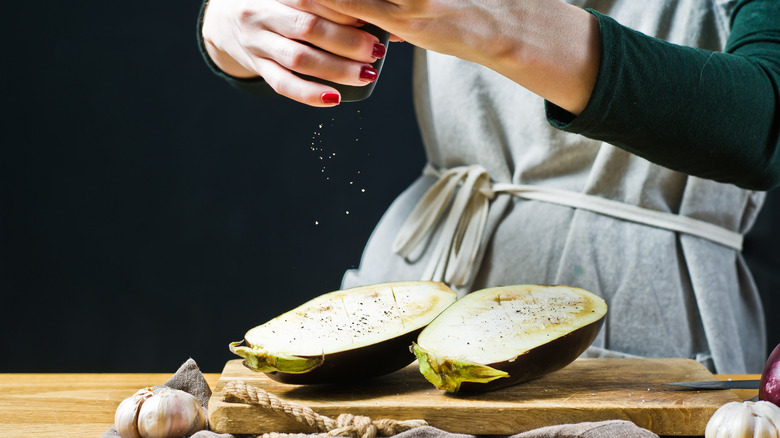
[547, 0, 780, 191]
[196, 0, 276, 97]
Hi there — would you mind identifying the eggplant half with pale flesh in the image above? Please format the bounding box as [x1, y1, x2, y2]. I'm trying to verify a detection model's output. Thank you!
[413, 284, 608, 392]
[230, 281, 457, 384]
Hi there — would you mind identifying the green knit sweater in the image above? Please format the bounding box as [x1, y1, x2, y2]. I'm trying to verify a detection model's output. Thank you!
[548, 0, 780, 190]
[199, 0, 780, 190]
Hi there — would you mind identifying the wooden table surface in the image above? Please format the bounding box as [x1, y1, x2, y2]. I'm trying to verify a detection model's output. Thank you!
[0, 371, 758, 438]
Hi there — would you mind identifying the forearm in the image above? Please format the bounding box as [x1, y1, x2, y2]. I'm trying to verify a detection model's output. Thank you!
[549, 0, 780, 190]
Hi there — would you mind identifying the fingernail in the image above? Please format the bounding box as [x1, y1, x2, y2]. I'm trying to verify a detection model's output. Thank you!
[360, 66, 378, 82]
[372, 43, 386, 59]
[321, 92, 340, 104]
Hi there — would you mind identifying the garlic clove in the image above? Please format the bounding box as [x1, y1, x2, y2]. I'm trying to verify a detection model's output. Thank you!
[115, 387, 155, 438]
[708, 401, 742, 438]
[754, 401, 780, 428]
[704, 408, 723, 438]
[753, 401, 780, 437]
[735, 403, 755, 438]
[137, 388, 207, 438]
[753, 416, 777, 438]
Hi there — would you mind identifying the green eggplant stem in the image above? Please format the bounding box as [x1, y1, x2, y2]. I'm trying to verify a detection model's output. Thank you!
[412, 343, 508, 392]
[229, 341, 324, 374]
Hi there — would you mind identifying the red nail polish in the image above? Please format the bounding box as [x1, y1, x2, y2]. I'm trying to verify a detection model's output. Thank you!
[372, 43, 386, 59]
[360, 66, 378, 82]
[321, 92, 340, 104]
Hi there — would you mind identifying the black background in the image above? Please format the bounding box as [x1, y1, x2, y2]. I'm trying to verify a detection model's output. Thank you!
[2, 1, 777, 373]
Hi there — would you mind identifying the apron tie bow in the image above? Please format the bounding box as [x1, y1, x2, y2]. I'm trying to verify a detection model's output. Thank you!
[393, 164, 494, 287]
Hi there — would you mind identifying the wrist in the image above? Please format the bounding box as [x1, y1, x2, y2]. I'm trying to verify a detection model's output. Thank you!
[490, 1, 600, 115]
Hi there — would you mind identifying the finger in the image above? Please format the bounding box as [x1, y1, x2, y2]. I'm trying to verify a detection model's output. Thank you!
[309, 0, 394, 24]
[275, 0, 361, 26]
[248, 5, 383, 63]
[256, 60, 344, 107]
[244, 31, 379, 86]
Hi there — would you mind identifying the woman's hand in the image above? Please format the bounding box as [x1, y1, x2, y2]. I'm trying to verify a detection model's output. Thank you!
[310, 0, 601, 114]
[201, 0, 388, 106]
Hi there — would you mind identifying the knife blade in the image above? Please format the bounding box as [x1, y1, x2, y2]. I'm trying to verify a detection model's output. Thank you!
[663, 380, 760, 390]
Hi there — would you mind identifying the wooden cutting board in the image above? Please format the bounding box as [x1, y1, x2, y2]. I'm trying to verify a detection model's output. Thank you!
[208, 358, 741, 436]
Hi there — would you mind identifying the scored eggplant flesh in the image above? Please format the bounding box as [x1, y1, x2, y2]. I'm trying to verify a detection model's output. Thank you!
[413, 284, 607, 392]
[231, 281, 457, 383]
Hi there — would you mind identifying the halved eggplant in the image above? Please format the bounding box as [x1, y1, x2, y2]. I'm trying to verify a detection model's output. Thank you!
[230, 281, 457, 384]
[413, 284, 607, 392]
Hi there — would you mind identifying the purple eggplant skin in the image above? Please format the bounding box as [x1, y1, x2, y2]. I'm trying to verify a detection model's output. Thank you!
[759, 342, 780, 407]
[263, 327, 424, 384]
[456, 316, 605, 393]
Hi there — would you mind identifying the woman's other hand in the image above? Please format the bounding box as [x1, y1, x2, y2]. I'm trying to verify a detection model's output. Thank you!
[201, 0, 387, 106]
[310, 0, 600, 115]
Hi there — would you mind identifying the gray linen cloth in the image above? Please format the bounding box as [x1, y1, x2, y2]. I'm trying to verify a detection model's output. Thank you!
[103, 359, 658, 438]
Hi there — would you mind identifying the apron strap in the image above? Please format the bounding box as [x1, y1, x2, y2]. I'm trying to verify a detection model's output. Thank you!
[393, 163, 743, 287]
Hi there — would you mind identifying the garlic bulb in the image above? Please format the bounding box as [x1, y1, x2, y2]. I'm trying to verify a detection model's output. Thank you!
[114, 387, 207, 438]
[705, 401, 780, 438]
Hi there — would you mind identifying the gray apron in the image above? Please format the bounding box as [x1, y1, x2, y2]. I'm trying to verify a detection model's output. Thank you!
[341, 0, 766, 374]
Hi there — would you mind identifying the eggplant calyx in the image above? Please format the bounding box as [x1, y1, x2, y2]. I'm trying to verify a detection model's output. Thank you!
[229, 341, 324, 374]
[412, 343, 508, 392]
